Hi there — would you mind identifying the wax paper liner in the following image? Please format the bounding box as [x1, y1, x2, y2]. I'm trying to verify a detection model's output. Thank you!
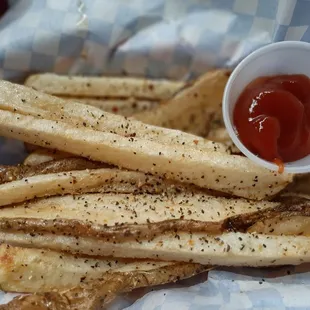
[1, 0, 310, 309]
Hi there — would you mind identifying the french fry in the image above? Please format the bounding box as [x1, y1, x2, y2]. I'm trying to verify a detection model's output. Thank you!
[1, 230, 310, 267]
[0, 192, 307, 240]
[0, 108, 291, 200]
[134, 70, 230, 135]
[1, 261, 207, 310]
[0, 194, 308, 268]
[0, 158, 104, 184]
[61, 97, 158, 116]
[0, 191, 281, 237]
[0, 167, 191, 207]
[0, 80, 227, 154]
[0, 80, 291, 199]
[0, 243, 207, 293]
[25, 73, 184, 100]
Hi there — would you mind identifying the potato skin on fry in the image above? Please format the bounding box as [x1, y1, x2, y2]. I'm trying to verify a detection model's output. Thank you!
[0, 261, 207, 310]
[0, 167, 192, 207]
[0, 194, 308, 240]
[0, 243, 202, 293]
[0, 158, 105, 184]
[1, 230, 310, 268]
[0, 192, 279, 238]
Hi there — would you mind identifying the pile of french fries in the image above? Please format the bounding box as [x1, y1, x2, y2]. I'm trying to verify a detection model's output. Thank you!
[0, 70, 308, 310]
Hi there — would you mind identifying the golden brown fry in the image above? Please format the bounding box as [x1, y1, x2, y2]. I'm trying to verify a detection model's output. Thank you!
[1, 262, 207, 310]
[134, 70, 230, 136]
[0, 108, 291, 200]
[25, 73, 184, 100]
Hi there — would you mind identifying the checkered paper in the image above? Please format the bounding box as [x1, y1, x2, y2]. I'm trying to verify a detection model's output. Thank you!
[1, 0, 310, 82]
[1, 0, 310, 309]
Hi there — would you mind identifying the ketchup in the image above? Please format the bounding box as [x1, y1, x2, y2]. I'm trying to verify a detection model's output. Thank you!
[234, 74, 310, 166]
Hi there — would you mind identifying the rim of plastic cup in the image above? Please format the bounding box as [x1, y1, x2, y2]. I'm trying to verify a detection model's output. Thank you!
[223, 41, 310, 174]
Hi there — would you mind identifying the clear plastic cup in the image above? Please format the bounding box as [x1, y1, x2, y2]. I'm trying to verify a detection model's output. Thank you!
[223, 41, 310, 174]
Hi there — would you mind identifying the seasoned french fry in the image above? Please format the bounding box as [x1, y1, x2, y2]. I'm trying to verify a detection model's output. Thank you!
[1, 261, 207, 310]
[0, 192, 281, 237]
[0, 107, 291, 200]
[0, 194, 308, 268]
[25, 73, 184, 100]
[0, 193, 308, 240]
[0, 167, 191, 207]
[1, 230, 310, 267]
[0, 158, 104, 183]
[134, 70, 230, 135]
[0, 243, 207, 293]
[61, 97, 158, 116]
[0, 80, 227, 154]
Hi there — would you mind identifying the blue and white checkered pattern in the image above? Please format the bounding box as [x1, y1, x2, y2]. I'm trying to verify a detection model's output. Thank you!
[1, 0, 310, 82]
[1, 1, 310, 309]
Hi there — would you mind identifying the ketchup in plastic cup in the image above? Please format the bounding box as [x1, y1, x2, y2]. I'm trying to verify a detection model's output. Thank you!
[223, 41, 310, 174]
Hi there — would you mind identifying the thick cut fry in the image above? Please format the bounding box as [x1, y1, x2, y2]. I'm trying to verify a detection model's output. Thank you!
[0, 80, 227, 154]
[25, 73, 184, 100]
[1, 262, 207, 310]
[23, 149, 72, 166]
[0, 194, 308, 240]
[1, 230, 310, 267]
[0, 243, 205, 293]
[0, 168, 189, 207]
[0, 158, 104, 184]
[0, 192, 281, 237]
[61, 97, 158, 116]
[0, 109, 291, 200]
[134, 70, 230, 135]
[0, 80, 291, 198]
